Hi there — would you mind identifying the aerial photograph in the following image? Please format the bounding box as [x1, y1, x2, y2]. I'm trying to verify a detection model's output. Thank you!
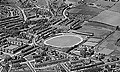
[0, 0, 120, 72]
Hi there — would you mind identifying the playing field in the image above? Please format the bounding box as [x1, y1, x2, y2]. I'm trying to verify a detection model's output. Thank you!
[44, 35, 83, 48]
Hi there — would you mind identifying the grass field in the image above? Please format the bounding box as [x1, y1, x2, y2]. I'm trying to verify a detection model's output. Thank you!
[90, 10, 120, 26]
[44, 35, 83, 48]
[109, 1, 120, 13]
[77, 25, 111, 39]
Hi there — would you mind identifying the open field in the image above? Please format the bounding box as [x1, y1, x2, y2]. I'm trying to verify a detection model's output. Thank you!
[90, 10, 120, 26]
[44, 34, 83, 48]
[109, 1, 120, 13]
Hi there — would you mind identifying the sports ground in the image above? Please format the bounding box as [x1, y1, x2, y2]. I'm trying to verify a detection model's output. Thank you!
[44, 34, 83, 48]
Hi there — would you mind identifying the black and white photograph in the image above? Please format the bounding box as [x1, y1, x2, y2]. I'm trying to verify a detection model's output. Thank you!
[0, 0, 120, 72]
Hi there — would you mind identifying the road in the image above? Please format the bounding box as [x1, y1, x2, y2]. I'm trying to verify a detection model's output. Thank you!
[62, 5, 73, 19]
